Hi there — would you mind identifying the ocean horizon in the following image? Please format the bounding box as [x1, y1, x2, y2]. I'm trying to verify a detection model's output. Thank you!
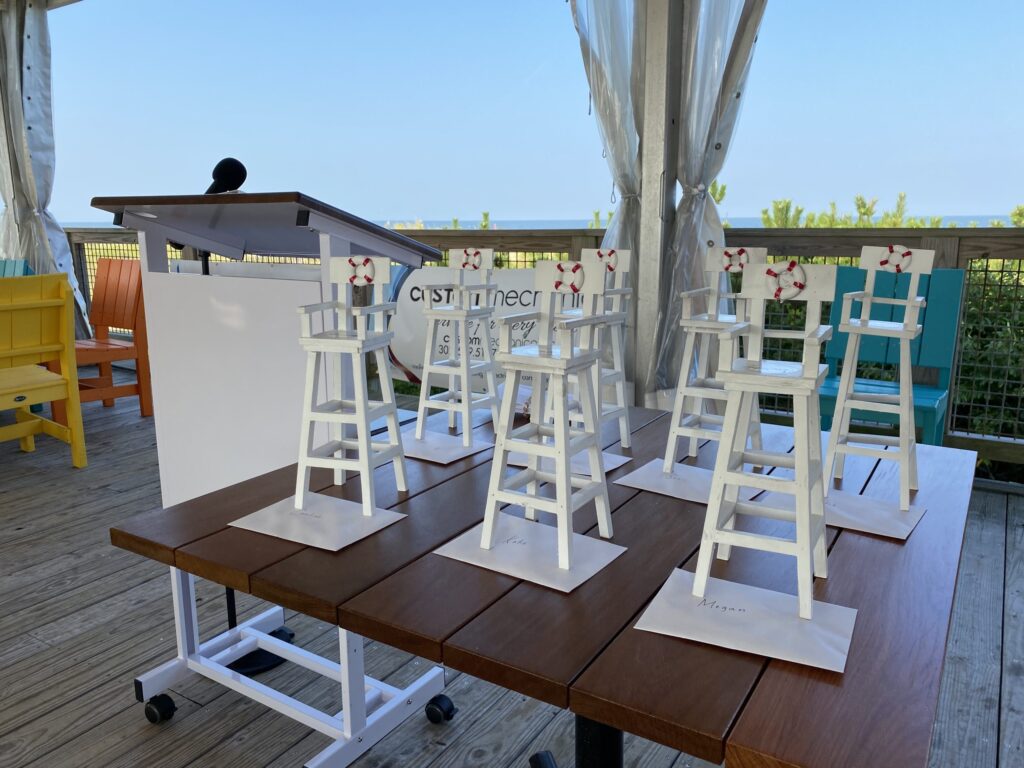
[61, 214, 1013, 230]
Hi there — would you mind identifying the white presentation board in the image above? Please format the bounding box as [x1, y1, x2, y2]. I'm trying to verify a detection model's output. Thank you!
[389, 267, 544, 384]
[143, 270, 323, 507]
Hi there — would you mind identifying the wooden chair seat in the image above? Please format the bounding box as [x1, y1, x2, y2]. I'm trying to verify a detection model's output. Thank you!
[0, 365, 68, 404]
[722, 358, 829, 390]
[300, 328, 393, 353]
[495, 344, 601, 372]
[75, 337, 138, 364]
[839, 317, 921, 339]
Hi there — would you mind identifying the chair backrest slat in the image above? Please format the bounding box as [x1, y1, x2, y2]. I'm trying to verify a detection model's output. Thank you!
[0, 274, 70, 368]
[90, 258, 143, 331]
[534, 253, 608, 346]
[739, 263, 837, 364]
[581, 248, 632, 314]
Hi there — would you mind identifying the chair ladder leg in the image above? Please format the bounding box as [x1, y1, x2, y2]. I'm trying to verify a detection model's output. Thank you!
[459, 318, 473, 447]
[579, 360, 611, 539]
[295, 350, 321, 509]
[480, 317, 500, 426]
[792, 393, 815, 620]
[808, 393, 828, 579]
[481, 372, 521, 550]
[664, 327, 698, 473]
[612, 323, 630, 448]
[415, 316, 439, 440]
[376, 347, 407, 492]
[898, 339, 915, 511]
[525, 372, 547, 522]
[551, 374, 574, 570]
[351, 351, 376, 516]
[692, 388, 745, 599]
[825, 333, 860, 486]
[717, 390, 754, 562]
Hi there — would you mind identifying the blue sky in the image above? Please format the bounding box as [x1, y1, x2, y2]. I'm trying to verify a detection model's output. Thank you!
[49, 0, 1023, 223]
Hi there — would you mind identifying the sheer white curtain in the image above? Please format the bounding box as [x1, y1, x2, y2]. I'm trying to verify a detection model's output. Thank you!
[0, 0, 87, 328]
[571, 0, 645, 254]
[645, 0, 766, 395]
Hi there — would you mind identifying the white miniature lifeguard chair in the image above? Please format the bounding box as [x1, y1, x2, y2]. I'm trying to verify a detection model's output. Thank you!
[481, 253, 612, 571]
[692, 262, 837, 620]
[824, 245, 934, 511]
[556, 248, 633, 448]
[413, 247, 500, 449]
[295, 255, 407, 513]
[664, 246, 766, 470]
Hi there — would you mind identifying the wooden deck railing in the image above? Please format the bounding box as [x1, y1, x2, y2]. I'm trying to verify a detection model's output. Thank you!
[64, 226, 1024, 463]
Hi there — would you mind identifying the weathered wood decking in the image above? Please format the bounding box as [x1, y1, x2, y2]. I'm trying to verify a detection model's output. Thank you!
[0, 389, 1020, 767]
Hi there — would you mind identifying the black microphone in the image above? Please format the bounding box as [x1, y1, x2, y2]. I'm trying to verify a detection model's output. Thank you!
[205, 157, 247, 194]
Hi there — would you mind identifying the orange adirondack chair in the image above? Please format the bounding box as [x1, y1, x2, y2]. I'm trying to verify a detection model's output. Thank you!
[74, 259, 153, 416]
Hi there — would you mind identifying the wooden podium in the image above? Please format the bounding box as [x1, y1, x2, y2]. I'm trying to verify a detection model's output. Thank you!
[92, 192, 440, 508]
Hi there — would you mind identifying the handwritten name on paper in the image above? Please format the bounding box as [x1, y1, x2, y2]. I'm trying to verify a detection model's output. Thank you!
[697, 597, 747, 614]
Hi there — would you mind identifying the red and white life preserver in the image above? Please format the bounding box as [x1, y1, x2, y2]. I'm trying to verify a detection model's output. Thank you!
[347, 257, 375, 286]
[461, 248, 482, 270]
[722, 247, 748, 272]
[554, 262, 585, 293]
[596, 249, 618, 272]
[765, 260, 806, 302]
[880, 244, 912, 273]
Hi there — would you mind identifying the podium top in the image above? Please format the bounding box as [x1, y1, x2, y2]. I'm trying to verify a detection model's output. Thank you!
[91, 192, 441, 267]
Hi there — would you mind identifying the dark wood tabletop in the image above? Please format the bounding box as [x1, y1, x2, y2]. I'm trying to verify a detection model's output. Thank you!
[109, 408, 974, 768]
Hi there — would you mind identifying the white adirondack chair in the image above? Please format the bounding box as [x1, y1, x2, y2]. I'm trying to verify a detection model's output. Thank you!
[663, 246, 767, 471]
[480, 252, 613, 571]
[414, 247, 500, 446]
[294, 256, 407, 514]
[692, 262, 837, 620]
[824, 245, 935, 511]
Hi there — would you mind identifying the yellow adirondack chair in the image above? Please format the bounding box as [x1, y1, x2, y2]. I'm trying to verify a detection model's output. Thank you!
[0, 274, 87, 467]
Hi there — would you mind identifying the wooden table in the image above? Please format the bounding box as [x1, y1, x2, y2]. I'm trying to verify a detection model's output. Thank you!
[110, 408, 974, 768]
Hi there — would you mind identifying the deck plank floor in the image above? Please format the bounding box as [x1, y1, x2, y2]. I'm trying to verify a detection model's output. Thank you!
[0, 390, 1017, 767]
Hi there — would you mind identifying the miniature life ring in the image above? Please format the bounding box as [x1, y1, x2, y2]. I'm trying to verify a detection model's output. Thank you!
[554, 262, 585, 294]
[765, 260, 806, 302]
[722, 247, 748, 272]
[880, 244, 912, 273]
[461, 249, 482, 270]
[597, 249, 618, 272]
[347, 257, 375, 286]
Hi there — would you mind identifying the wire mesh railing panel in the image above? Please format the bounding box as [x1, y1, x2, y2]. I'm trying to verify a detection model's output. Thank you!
[950, 256, 1024, 442]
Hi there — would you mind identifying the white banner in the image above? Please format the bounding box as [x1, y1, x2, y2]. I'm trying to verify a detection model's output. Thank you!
[390, 266, 583, 384]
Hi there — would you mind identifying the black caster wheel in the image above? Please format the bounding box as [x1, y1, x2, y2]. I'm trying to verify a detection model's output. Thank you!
[424, 694, 457, 724]
[529, 751, 559, 768]
[144, 693, 177, 724]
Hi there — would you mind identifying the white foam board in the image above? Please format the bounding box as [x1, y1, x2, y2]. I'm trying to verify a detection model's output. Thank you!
[636, 569, 857, 673]
[230, 493, 404, 551]
[435, 513, 626, 593]
[401, 427, 493, 465]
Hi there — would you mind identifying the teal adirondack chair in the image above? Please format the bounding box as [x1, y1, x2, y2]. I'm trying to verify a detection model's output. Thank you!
[0, 259, 33, 276]
[820, 266, 965, 445]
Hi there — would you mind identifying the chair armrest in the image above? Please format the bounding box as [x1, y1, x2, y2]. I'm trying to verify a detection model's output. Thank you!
[680, 287, 713, 299]
[842, 291, 868, 301]
[350, 302, 397, 316]
[297, 300, 341, 315]
[606, 287, 632, 296]
[499, 310, 541, 325]
[717, 322, 751, 340]
[806, 324, 833, 344]
[556, 314, 608, 332]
